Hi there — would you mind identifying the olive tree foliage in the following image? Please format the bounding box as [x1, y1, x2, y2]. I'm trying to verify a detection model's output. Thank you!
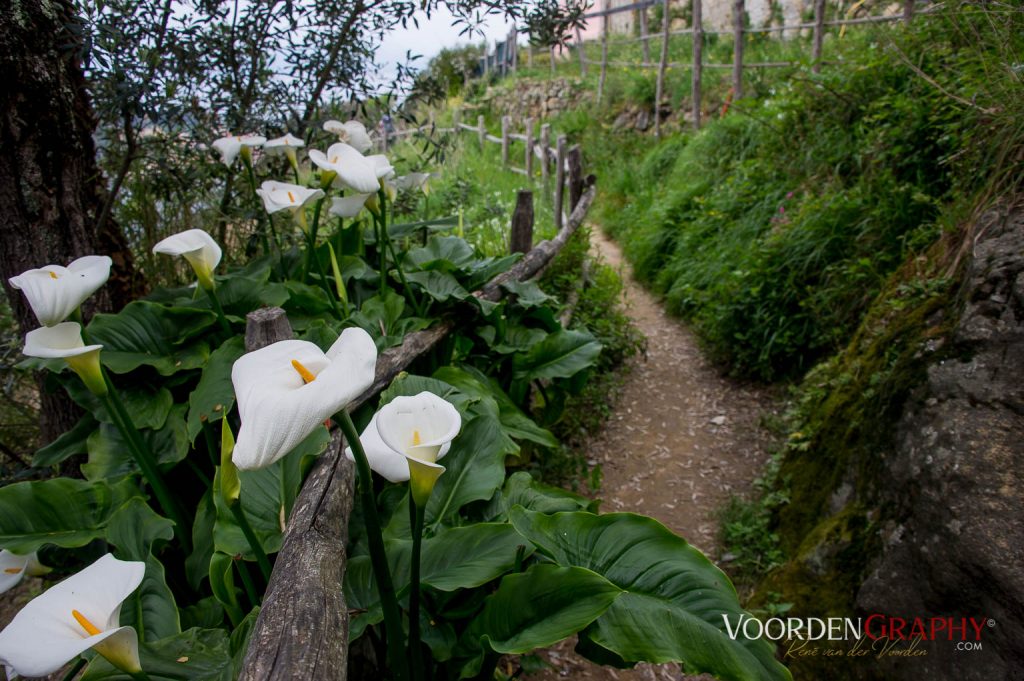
[70, 0, 572, 279]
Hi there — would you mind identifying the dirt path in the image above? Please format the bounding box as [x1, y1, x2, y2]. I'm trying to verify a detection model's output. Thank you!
[528, 228, 780, 680]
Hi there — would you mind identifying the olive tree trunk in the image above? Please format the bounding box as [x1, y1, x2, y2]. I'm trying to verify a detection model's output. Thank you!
[0, 0, 138, 448]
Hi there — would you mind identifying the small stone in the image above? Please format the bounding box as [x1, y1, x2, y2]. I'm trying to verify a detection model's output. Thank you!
[710, 415, 727, 426]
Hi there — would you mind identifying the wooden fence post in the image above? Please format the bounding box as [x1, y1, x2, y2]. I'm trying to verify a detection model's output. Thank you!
[575, 27, 587, 77]
[528, 42, 534, 68]
[732, 0, 744, 100]
[692, 0, 703, 130]
[478, 115, 485, 151]
[654, 0, 670, 138]
[598, 0, 609, 103]
[812, 0, 825, 74]
[567, 145, 584, 210]
[240, 307, 354, 680]
[540, 124, 551, 183]
[903, 0, 915, 24]
[510, 190, 534, 254]
[510, 25, 518, 72]
[640, 2, 651, 64]
[554, 135, 567, 231]
[525, 117, 534, 179]
[501, 116, 510, 167]
[549, 44, 556, 77]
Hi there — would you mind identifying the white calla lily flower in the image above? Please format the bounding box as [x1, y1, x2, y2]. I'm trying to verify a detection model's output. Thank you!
[152, 229, 223, 291]
[255, 181, 325, 231]
[24, 322, 106, 396]
[323, 120, 373, 154]
[264, 133, 305, 170]
[0, 554, 145, 678]
[365, 154, 396, 181]
[308, 143, 379, 193]
[347, 392, 461, 504]
[211, 133, 266, 166]
[9, 255, 112, 327]
[395, 172, 431, 195]
[0, 551, 49, 595]
[329, 194, 373, 219]
[231, 328, 377, 470]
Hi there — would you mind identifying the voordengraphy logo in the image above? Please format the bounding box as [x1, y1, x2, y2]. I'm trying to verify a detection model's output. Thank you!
[722, 614, 992, 660]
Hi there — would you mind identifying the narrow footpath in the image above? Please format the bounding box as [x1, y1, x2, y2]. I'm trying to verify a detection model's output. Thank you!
[530, 228, 781, 680]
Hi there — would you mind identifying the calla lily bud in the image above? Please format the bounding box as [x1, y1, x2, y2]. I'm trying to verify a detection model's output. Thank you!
[0, 554, 145, 678]
[152, 229, 223, 291]
[220, 419, 241, 507]
[327, 243, 349, 305]
[24, 323, 106, 396]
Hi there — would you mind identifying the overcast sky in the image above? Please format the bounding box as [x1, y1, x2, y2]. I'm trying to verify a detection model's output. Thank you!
[375, 7, 519, 75]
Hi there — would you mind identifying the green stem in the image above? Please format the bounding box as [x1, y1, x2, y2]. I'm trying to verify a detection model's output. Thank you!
[127, 671, 153, 681]
[335, 410, 409, 681]
[303, 197, 326, 286]
[377, 190, 424, 317]
[408, 493, 425, 681]
[229, 499, 272, 582]
[243, 160, 273, 258]
[102, 376, 192, 553]
[234, 556, 260, 609]
[205, 286, 232, 336]
[374, 211, 388, 295]
[60, 657, 87, 681]
[306, 230, 344, 320]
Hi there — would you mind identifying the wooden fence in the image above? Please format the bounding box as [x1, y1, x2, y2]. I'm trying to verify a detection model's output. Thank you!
[521, 0, 923, 135]
[239, 139, 596, 679]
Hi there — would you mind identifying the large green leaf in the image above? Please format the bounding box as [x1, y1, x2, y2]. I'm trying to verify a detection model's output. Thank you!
[433, 366, 557, 447]
[406, 270, 470, 303]
[83, 404, 189, 481]
[407, 236, 477, 273]
[81, 627, 232, 680]
[62, 380, 174, 431]
[459, 564, 621, 655]
[510, 509, 792, 681]
[187, 336, 246, 442]
[0, 477, 140, 552]
[425, 415, 518, 530]
[186, 489, 217, 591]
[105, 498, 180, 640]
[483, 472, 598, 521]
[512, 329, 602, 382]
[500, 280, 555, 308]
[87, 300, 216, 375]
[32, 413, 96, 467]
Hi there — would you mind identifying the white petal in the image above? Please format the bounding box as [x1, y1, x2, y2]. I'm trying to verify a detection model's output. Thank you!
[376, 392, 462, 462]
[23, 323, 101, 359]
[323, 120, 345, 135]
[0, 555, 144, 678]
[329, 194, 372, 219]
[344, 413, 452, 483]
[264, 133, 305, 152]
[324, 144, 379, 193]
[344, 122, 373, 154]
[212, 136, 241, 165]
[239, 134, 267, 147]
[231, 330, 377, 470]
[364, 154, 395, 180]
[9, 256, 111, 327]
[256, 181, 323, 213]
[0, 551, 30, 595]
[152, 229, 222, 272]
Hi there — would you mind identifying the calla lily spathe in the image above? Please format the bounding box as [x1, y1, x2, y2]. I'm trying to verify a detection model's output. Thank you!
[323, 120, 373, 154]
[329, 194, 372, 219]
[0, 551, 49, 595]
[231, 328, 377, 470]
[255, 181, 325, 223]
[0, 554, 145, 678]
[264, 133, 305, 169]
[24, 322, 106, 396]
[211, 134, 266, 166]
[395, 172, 432, 196]
[9, 255, 112, 327]
[152, 229, 222, 291]
[308, 143, 379, 193]
[346, 392, 461, 505]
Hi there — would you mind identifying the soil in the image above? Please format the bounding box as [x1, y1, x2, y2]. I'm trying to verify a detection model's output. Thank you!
[523, 228, 781, 680]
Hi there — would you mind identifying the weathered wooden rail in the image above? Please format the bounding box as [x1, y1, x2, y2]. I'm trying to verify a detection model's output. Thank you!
[239, 156, 597, 678]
